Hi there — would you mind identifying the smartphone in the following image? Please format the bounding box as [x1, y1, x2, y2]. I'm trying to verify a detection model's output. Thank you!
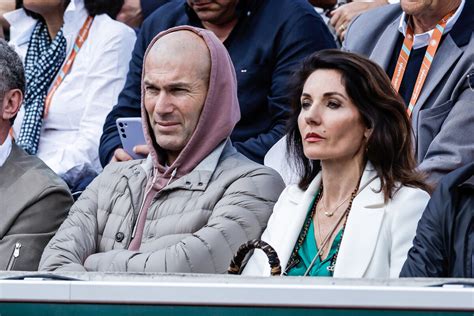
[116, 117, 147, 160]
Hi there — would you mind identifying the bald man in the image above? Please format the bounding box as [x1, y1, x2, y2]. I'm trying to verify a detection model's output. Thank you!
[39, 26, 285, 273]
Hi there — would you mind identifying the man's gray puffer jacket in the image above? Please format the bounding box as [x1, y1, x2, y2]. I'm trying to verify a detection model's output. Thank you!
[39, 141, 285, 273]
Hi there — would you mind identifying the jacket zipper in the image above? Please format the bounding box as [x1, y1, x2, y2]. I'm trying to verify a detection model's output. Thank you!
[130, 167, 177, 240]
[6, 242, 22, 271]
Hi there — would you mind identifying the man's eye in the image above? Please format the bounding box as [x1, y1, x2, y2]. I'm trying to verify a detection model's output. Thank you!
[146, 86, 158, 92]
[172, 88, 186, 93]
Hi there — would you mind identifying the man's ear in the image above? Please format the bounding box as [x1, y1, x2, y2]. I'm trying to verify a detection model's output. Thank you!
[1, 89, 22, 120]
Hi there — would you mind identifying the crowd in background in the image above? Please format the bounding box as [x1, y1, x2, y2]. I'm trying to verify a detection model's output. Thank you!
[0, 0, 472, 279]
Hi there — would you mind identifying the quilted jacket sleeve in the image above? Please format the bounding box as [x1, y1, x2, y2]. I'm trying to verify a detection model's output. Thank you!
[38, 175, 101, 272]
[83, 167, 285, 273]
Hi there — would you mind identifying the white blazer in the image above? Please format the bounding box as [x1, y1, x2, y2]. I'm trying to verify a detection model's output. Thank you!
[243, 162, 430, 278]
[5, 0, 136, 185]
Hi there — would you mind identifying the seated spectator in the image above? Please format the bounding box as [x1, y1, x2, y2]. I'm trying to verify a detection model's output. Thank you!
[343, 0, 473, 184]
[401, 162, 474, 278]
[116, 0, 171, 29]
[5, 0, 136, 191]
[243, 50, 430, 278]
[39, 27, 285, 273]
[0, 39, 72, 271]
[100, 0, 336, 166]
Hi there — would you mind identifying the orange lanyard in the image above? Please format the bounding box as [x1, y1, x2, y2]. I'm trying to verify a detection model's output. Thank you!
[391, 11, 454, 117]
[43, 16, 94, 118]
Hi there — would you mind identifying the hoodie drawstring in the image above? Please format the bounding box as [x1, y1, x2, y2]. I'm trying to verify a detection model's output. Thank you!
[166, 168, 177, 187]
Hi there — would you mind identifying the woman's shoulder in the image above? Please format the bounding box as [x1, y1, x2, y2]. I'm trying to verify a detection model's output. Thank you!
[90, 14, 136, 39]
[78, 14, 136, 58]
[386, 184, 431, 214]
[392, 184, 430, 201]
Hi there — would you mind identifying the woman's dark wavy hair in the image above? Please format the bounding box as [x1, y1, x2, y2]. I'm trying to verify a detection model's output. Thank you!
[16, 0, 124, 20]
[287, 49, 430, 200]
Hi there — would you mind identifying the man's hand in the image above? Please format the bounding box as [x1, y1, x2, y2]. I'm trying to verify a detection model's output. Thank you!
[329, 0, 388, 41]
[116, 0, 143, 29]
[110, 145, 150, 163]
[111, 148, 133, 163]
[133, 144, 150, 156]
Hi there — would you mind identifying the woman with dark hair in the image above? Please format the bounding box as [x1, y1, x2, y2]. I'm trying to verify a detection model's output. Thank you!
[243, 49, 431, 278]
[5, 0, 135, 191]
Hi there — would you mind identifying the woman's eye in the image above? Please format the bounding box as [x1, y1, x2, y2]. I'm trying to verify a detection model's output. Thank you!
[327, 100, 341, 109]
[301, 100, 311, 109]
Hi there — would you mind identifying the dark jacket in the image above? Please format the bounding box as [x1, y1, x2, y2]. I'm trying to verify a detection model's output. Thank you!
[0, 144, 73, 271]
[99, 0, 336, 165]
[140, 0, 170, 20]
[400, 163, 474, 278]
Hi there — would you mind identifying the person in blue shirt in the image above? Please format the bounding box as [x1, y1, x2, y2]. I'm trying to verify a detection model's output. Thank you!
[99, 0, 336, 166]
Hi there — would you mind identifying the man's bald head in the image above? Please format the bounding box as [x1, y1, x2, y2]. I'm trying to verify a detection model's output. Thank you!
[146, 30, 211, 84]
[143, 30, 213, 165]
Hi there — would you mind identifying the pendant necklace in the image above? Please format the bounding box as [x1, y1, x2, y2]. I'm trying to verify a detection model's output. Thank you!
[321, 193, 352, 217]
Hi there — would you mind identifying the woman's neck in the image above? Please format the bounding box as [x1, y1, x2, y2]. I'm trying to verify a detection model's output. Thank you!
[320, 152, 365, 208]
[42, 9, 65, 39]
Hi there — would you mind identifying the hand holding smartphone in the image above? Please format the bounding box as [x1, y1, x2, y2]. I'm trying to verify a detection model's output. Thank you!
[116, 117, 147, 160]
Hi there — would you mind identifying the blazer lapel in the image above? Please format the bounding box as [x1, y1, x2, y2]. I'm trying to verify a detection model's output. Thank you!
[333, 165, 386, 278]
[411, 35, 463, 131]
[276, 174, 322, 272]
[370, 18, 400, 70]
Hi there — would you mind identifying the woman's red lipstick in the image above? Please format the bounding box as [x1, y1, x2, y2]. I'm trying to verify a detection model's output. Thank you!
[305, 132, 325, 143]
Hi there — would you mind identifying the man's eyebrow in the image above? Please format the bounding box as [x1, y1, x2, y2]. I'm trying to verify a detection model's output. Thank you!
[143, 80, 156, 87]
[143, 81, 192, 89]
[167, 82, 191, 89]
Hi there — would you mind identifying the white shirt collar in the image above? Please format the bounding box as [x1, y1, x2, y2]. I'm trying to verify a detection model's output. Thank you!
[5, 0, 87, 47]
[398, 0, 465, 50]
[0, 134, 13, 167]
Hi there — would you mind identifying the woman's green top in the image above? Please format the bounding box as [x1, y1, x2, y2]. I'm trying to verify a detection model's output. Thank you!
[286, 219, 342, 277]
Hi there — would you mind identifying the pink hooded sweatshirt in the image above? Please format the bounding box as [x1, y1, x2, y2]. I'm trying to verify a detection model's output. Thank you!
[129, 26, 241, 250]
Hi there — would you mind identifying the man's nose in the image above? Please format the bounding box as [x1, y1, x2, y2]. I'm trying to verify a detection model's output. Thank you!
[154, 93, 174, 115]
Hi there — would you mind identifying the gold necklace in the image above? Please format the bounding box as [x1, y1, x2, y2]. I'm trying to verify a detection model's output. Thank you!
[321, 192, 353, 217]
[305, 183, 360, 276]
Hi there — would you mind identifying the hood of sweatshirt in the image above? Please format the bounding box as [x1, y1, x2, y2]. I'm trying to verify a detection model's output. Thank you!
[141, 25, 241, 190]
